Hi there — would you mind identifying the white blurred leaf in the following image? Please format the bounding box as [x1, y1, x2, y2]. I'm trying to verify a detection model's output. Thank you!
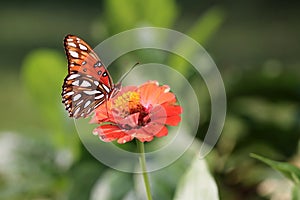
[173, 156, 219, 200]
[91, 169, 132, 200]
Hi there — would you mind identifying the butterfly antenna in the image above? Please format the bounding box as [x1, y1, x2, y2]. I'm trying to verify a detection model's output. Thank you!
[117, 62, 139, 84]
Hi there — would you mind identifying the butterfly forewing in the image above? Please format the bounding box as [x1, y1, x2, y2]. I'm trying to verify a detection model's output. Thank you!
[62, 35, 115, 118]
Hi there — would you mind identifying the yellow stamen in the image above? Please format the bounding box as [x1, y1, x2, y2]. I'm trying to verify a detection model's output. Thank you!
[113, 91, 141, 116]
[113, 91, 150, 127]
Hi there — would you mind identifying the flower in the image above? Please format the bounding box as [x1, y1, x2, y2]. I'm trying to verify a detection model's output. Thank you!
[90, 81, 182, 144]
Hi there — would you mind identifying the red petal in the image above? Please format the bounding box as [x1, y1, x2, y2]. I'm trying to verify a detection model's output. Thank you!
[155, 126, 168, 137]
[115, 112, 139, 128]
[143, 122, 165, 135]
[165, 115, 182, 126]
[90, 102, 114, 123]
[90, 86, 137, 124]
[156, 90, 176, 105]
[138, 82, 159, 105]
[135, 124, 168, 141]
[162, 103, 183, 116]
[139, 81, 176, 106]
[150, 105, 167, 124]
[117, 134, 134, 144]
[150, 104, 182, 126]
[164, 104, 182, 125]
[93, 124, 126, 142]
[132, 121, 165, 142]
[137, 136, 153, 142]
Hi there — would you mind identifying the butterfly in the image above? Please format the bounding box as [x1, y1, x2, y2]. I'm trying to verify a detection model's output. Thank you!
[62, 35, 121, 118]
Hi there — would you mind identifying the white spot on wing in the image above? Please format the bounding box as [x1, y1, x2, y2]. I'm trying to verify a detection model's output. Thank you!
[65, 91, 74, 96]
[95, 94, 104, 99]
[94, 61, 101, 67]
[72, 80, 80, 86]
[67, 74, 80, 80]
[84, 100, 91, 108]
[68, 42, 76, 47]
[87, 108, 92, 114]
[69, 50, 79, 58]
[76, 99, 84, 106]
[81, 80, 92, 87]
[73, 94, 81, 101]
[79, 44, 88, 50]
[94, 81, 99, 86]
[74, 107, 80, 116]
[83, 90, 101, 95]
[94, 100, 104, 108]
[102, 84, 110, 93]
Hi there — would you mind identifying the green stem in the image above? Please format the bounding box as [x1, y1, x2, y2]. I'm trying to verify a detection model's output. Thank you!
[136, 140, 153, 200]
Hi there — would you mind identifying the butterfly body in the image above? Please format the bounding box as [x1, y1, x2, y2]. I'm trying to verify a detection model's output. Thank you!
[62, 35, 118, 118]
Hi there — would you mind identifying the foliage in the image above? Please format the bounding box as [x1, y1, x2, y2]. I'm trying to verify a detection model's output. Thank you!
[251, 153, 300, 199]
[0, 0, 300, 199]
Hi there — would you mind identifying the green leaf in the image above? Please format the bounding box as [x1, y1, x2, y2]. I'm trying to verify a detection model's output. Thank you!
[140, 0, 178, 27]
[21, 49, 66, 120]
[187, 6, 225, 45]
[250, 153, 300, 185]
[104, 0, 178, 33]
[292, 185, 300, 200]
[131, 134, 218, 199]
[68, 162, 105, 200]
[21, 49, 80, 156]
[168, 6, 225, 77]
[173, 156, 219, 200]
[104, 0, 139, 33]
[21, 49, 65, 130]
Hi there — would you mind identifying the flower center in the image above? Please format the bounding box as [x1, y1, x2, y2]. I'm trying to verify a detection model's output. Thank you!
[113, 91, 151, 127]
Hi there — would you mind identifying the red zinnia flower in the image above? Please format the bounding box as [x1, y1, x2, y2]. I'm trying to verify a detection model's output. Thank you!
[90, 81, 182, 144]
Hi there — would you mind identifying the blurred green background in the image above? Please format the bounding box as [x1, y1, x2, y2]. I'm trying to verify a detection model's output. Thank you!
[1, 0, 300, 199]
